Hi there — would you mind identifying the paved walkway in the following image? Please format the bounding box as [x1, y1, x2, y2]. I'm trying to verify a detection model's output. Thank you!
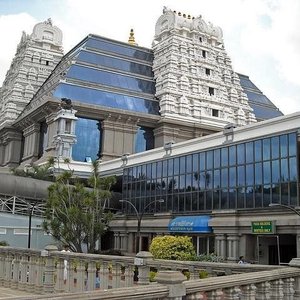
[0, 287, 34, 299]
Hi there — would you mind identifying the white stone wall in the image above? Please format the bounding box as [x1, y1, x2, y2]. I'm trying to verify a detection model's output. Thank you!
[0, 19, 63, 128]
[152, 7, 256, 128]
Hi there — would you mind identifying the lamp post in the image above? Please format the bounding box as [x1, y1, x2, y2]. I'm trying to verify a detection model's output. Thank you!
[269, 203, 300, 217]
[119, 199, 164, 253]
[28, 201, 38, 249]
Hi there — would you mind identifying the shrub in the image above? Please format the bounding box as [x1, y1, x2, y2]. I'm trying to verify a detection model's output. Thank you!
[195, 253, 223, 262]
[0, 241, 9, 246]
[149, 235, 196, 261]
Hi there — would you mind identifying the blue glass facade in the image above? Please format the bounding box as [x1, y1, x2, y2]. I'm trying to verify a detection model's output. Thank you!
[66, 65, 155, 94]
[72, 117, 101, 162]
[53, 83, 159, 115]
[77, 51, 153, 77]
[85, 38, 154, 62]
[135, 127, 154, 153]
[122, 132, 298, 215]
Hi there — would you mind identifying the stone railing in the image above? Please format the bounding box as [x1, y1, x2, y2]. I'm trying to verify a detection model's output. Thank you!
[2, 246, 300, 299]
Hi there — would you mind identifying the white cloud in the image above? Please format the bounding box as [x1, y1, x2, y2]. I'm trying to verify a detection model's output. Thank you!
[0, 0, 299, 114]
[0, 13, 37, 84]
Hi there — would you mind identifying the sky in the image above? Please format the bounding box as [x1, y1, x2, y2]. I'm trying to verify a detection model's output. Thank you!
[0, 0, 299, 114]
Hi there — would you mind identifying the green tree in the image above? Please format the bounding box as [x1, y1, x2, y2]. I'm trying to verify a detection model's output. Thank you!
[150, 235, 196, 261]
[42, 161, 116, 253]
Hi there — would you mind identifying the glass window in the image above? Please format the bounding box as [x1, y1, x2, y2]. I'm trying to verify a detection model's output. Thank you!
[255, 163, 262, 185]
[246, 142, 254, 163]
[280, 158, 289, 182]
[263, 161, 271, 184]
[162, 160, 168, 177]
[245, 164, 254, 186]
[229, 188, 236, 209]
[213, 190, 220, 209]
[199, 153, 205, 171]
[263, 185, 271, 206]
[53, 83, 159, 115]
[237, 166, 245, 186]
[86, 37, 154, 62]
[135, 127, 154, 153]
[192, 153, 199, 172]
[213, 169, 220, 189]
[290, 182, 298, 206]
[289, 133, 297, 156]
[263, 139, 271, 161]
[206, 191, 212, 210]
[221, 147, 228, 167]
[254, 140, 262, 161]
[206, 151, 213, 169]
[186, 155, 192, 173]
[289, 157, 297, 181]
[220, 189, 228, 209]
[72, 117, 101, 162]
[245, 187, 254, 208]
[281, 183, 288, 205]
[271, 160, 280, 183]
[280, 135, 288, 158]
[214, 149, 220, 168]
[168, 159, 173, 176]
[180, 156, 186, 174]
[255, 185, 262, 208]
[271, 136, 279, 159]
[237, 187, 245, 208]
[78, 51, 154, 77]
[205, 171, 212, 189]
[237, 144, 245, 165]
[174, 158, 179, 175]
[221, 169, 228, 188]
[229, 167, 236, 187]
[67, 65, 156, 94]
[229, 145, 236, 166]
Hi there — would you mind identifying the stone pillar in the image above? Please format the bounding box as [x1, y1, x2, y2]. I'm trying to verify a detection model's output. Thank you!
[156, 271, 186, 300]
[206, 289, 223, 300]
[22, 123, 40, 163]
[43, 245, 58, 294]
[256, 281, 271, 300]
[223, 286, 241, 300]
[282, 278, 295, 300]
[227, 235, 239, 262]
[86, 260, 96, 291]
[269, 279, 284, 299]
[215, 234, 227, 260]
[135, 251, 153, 285]
[100, 261, 109, 290]
[240, 284, 257, 299]
[101, 116, 138, 161]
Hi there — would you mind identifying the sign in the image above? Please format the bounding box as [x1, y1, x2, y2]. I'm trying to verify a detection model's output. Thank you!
[251, 221, 275, 234]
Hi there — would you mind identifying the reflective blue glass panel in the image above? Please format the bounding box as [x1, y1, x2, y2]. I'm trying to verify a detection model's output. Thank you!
[280, 158, 289, 182]
[86, 37, 154, 62]
[263, 139, 270, 161]
[238, 74, 260, 90]
[78, 51, 153, 77]
[254, 140, 262, 161]
[280, 135, 288, 158]
[246, 142, 253, 163]
[53, 83, 159, 115]
[271, 136, 279, 159]
[72, 117, 101, 162]
[289, 133, 297, 156]
[245, 164, 254, 186]
[135, 126, 154, 153]
[214, 149, 220, 168]
[67, 65, 155, 94]
[249, 103, 283, 119]
[290, 157, 297, 181]
[271, 160, 280, 183]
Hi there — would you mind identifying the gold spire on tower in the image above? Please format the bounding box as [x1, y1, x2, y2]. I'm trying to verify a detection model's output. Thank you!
[128, 29, 137, 46]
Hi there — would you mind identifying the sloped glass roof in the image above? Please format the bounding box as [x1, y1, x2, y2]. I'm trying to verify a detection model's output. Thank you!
[238, 73, 283, 121]
[52, 35, 159, 115]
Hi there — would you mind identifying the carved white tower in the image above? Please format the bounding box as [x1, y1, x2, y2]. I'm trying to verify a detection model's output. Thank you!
[0, 19, 63, 128]
[153, 8, 256, 128]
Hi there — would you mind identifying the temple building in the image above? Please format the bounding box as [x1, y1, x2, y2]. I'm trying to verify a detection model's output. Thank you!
[0, 9, 282, 169]
[2, 9, 297, 266]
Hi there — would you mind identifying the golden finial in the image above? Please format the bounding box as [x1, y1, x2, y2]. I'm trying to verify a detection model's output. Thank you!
[128, 29, 137, 45]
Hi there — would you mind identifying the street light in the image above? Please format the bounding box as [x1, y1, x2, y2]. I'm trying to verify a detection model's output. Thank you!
[269, 203, 300, 217]
[28, 201, 38, 249]
[119, 199, 164, 253]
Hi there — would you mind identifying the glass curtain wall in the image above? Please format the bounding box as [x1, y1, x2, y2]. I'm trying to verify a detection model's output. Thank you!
[72, 117, 102, 162]
[122, 132, 298, 215]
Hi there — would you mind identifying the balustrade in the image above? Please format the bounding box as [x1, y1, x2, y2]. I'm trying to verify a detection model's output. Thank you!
[1, 246, 300, 299]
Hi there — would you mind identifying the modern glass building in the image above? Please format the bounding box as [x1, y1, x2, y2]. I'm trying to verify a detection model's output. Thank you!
[104, 112, 300, 265]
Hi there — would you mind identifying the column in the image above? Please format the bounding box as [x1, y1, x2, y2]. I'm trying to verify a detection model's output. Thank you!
[227, 235, 239, 262]
[215, 234, 227, 260]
